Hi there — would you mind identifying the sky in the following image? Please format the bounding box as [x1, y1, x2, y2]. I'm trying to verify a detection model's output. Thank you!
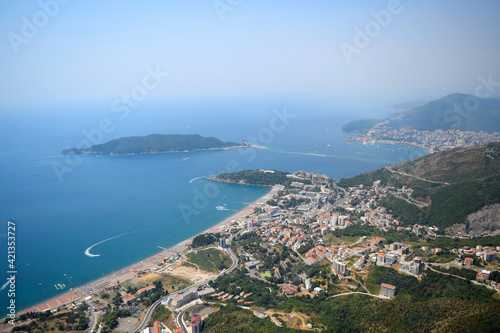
[1, 0, 500, 109]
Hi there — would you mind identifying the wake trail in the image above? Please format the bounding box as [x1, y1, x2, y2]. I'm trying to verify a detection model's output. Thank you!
[84, 232, 131, 258]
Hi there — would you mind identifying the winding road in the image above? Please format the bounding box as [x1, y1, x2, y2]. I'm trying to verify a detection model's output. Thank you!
[132, 234, 240, 333]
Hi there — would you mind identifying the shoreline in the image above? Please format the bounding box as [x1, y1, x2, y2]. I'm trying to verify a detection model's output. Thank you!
[61, 144, 266, 156]
[17, 184, 280, 316]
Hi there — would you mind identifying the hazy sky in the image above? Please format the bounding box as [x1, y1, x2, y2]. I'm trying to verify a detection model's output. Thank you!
[1, 0, 500, 108]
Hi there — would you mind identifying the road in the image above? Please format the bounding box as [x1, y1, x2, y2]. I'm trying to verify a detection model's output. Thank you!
[426, 264, 467, 281]
[385, 166, 450, 185]
[133, 234, 240, 333]
[326, 291, 389, 300]
[88, 301, 97, 332]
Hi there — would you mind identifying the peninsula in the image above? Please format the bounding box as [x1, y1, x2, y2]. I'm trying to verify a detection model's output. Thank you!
[61, 134, 252, 155]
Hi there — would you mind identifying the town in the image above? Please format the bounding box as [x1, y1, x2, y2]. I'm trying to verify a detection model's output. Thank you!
[346, 125, 500, 153]
[4, 170, 500, 333]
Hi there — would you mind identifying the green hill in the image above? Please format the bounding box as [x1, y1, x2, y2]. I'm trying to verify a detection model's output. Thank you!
[343, 93, 500, 133]
[61, 134, 245, 155]
[387, 93, 500, 132]
[338, 142, 500, 229]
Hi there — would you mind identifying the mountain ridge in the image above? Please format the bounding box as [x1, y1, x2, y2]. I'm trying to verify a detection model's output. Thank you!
[343, 93, 500, 133]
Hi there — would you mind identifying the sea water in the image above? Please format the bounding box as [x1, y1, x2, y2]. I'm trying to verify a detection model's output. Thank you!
[0, 97, 426, 315]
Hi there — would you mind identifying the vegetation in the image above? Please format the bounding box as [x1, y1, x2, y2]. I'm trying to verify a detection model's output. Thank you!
[342, 118, 386, 132]
[215, 170, 290, 186]
[186, 248, 231, 273]
[346, 94, 500, 134]
[101, 309, 129, 330]
[203, 304, 303, 333]
[209, 269, 284, 308]
[12, 306, 90, 332]
[379, 195, 423, 226]
[62, 134, 243, 155]
[191, 233, 221, 248]
[366, 266, 495, 303]
[331, 224, 419, 244]
[432, 266, 477, 280]
[376, 174, 500, 230]
[424, 174, 500, 229]
[149, 305, 171, 326]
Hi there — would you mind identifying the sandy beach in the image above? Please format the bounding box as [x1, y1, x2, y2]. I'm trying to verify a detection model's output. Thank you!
[19, 184, 281, 315]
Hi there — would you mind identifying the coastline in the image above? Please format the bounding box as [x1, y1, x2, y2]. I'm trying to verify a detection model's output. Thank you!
[18, 184, 280, 315]
[61, 144, 266, 156]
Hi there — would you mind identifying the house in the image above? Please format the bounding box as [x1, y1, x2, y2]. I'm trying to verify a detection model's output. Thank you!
[122, 293, 137, 305]
[136, 285, 156, 297]
[464, 257, 474, 266]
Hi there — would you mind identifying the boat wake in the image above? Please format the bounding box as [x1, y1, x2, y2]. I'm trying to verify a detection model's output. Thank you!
[0, 280, 9, 292]
[178, 157, 190, 162]
[189, 175, 216, 183]
[84, 233, 130, 258]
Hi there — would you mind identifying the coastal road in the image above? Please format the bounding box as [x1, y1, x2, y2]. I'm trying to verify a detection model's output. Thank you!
[88, 302, 97, 332]
[177, 304, 193, 333]
[133, 238, 240, 332]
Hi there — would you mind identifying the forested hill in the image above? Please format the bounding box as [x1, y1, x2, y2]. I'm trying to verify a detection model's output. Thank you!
[340, 142, 500, 187]
[343, 93, 500, 132]
[61, 134, 247, 155]
[338, 142, 500, 230]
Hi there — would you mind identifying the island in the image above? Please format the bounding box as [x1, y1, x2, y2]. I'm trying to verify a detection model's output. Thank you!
[61, 134, 253, 155]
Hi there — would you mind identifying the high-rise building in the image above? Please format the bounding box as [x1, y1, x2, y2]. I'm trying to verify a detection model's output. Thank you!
[191, 314, 203, 333]
[154, 321, 161, 333]
[380, 283, 396, 297]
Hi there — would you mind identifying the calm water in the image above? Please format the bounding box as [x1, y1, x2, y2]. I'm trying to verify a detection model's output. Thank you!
[0, 98, 427, 315]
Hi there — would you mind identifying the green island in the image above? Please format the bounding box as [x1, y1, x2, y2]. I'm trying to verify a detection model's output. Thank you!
[61, 134, 251, 155]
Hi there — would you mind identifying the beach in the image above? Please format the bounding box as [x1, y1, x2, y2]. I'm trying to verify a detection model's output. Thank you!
[19, 184, 281, 315]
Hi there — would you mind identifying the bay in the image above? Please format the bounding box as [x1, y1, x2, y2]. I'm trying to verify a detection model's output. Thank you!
[0, 97, 426, 315]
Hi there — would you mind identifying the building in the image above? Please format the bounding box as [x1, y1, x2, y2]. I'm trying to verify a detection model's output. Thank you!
[399, 257, 424, 276]
[137, 285, 156, 297]
[376, 253, 386, 266]
[304, 278, 311, 291]
[380, 283, 396, 297]
[219, 237, 227, 248]
[191, 314, 203, 333]
[154, 321, 161, 333]
[464, 257, 474, 266]
[122, 293, 137, 305]
[484, 252, 498, 261]
[169, 291, 197, 309]
[244, 260, 262, 270]
[312, 174, 329, 186]
[332, 258, 350, 277]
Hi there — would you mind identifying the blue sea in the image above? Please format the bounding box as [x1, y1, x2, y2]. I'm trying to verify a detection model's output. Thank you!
[0, 97, 427, 316]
